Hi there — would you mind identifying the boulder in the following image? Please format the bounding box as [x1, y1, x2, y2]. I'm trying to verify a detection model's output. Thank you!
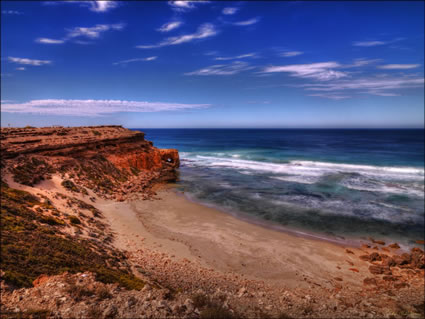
[369, 265, 391, 275]
[388, 243, 400, 249]
[363, 277, 377, 285]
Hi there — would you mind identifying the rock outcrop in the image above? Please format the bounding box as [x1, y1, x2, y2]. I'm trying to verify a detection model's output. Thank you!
[1, 126, 180, 200]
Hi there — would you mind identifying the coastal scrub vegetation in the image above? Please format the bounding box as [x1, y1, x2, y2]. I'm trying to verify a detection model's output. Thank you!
[61, 179, 80, 193]
[0, 181, 145, 290]
[11, 157, 55, 186]
[191, 293, 235, 319]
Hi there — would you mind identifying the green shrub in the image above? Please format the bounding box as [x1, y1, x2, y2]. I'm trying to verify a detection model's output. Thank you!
[1, 183, 145, 290]
[192, 293, 210, 308]
[192, 293, 235, 319]
[40, 216, 64, 226]
[11, 157, 54, 186]
[61, 180, 79, 193]
[96, 286, 112, 300]
[68, 216, 81, 224]
[67, 283, 94, 301]
[200, 305, 234, 319]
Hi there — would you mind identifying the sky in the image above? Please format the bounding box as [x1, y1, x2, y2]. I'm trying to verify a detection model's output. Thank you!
[1, 0, 424, 128]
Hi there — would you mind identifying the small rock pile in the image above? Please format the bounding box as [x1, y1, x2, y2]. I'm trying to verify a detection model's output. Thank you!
[1, 272, 203, 318]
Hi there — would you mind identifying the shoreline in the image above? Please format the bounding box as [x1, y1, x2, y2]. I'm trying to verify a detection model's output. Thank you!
[176, 188, 362, 249]
[114, 186, 378, 289]
[171, 185, 422, 252]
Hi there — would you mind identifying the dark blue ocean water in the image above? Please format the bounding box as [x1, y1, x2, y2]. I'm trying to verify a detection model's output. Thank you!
[136, 129, 425, 246]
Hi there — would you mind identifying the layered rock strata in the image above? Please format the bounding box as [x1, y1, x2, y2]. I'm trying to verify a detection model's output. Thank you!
[1, 126, 179, 200]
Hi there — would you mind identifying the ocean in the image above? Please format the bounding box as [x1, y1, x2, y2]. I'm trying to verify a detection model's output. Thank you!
[137, 129, 424, 247]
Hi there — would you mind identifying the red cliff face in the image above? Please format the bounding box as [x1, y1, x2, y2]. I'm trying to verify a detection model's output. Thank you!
[1, 126, 179, 199]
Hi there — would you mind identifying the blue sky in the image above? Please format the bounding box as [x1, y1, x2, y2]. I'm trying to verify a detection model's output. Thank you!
[1, 0, 424, 128]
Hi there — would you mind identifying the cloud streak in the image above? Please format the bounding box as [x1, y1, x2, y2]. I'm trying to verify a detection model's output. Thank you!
[35, 38, 65, 44]
[377, 64, 421, 70]
[2, 10, 23, 15]
[222, 7, 238, 15]
[136, 23, 217, 49]
[113, 56, 157, 65]
[185, 61, 254, 76]
[157, 21, 182, 32]
[168, 1, 209, 11]
[8, 57, 51, 66]
[298, 76, 424, 98]
[66, 23, 125, 39]
[44, 1, 118, 12]
[352, 40, 386, 47]
[233, 17, 260, 26]
[1, 99, 210, 116]
[352, 37, 405, 47]
[280, 51, 303, 57]
[214, 53, 256, 61]
[262, 62, 348, 81]
[89, 1, 118, 12]
[36, 23, 125, 45]
[308, 93, 351, 100]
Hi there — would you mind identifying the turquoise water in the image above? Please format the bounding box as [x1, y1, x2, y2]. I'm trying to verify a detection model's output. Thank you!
[138, 129, 424, 247]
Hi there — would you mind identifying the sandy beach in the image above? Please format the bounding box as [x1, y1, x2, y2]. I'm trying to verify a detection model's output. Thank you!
[97, 185, 387, 290]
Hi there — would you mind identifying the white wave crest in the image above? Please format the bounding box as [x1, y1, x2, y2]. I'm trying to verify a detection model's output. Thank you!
[182, 155, 424, 196]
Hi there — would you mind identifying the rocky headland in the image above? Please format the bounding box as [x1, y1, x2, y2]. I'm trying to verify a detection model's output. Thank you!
[1, 126, 424, 319]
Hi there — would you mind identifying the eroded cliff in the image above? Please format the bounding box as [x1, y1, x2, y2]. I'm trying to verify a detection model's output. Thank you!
[1, 125, 180, 200]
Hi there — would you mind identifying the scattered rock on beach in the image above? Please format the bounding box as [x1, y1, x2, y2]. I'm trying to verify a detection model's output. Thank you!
[363, 277, 377, 286]
[369, 265, 391, 275]
[388, 243, 400, 249]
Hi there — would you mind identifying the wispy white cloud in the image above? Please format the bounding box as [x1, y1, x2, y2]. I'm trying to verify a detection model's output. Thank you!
[185, 61, 254, 76]
[204, 51, 219, 56]
[36, 23, 125, 45]
[168, 1, 209, 11]
[113, 56, 157, 65]
[350, 58, 382, 67]
[280, 51, 303, 57]
[1, 99, 210, 116]
[352, 40, 386, 47]
[233, 17, 260, 26]
[300, 76, 424, 98]
[2, 10, 22, 15]
[66, 23, 125, 39]
[308, 93, 351, 100]
[262, 62, 347, 81]
[377, 64, 421, 70]
[16, 67, 26, 71]
[35, 38, 65, 44]
[214, 53, 256, 61]
[157, 21, 182, 32]
[43, 1, 119, 12]
[137, 23, 217, 49]
[352, 37, 405, 47]
[222, 7, 238, 15]
[247, 100, 271, 104]
[89, 1, 118, 12]
[366, 91, 401, 97]
[8, 57, 51, 66]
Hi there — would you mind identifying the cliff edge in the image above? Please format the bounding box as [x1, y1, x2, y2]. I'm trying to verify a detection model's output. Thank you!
[1, 125, 179, 201]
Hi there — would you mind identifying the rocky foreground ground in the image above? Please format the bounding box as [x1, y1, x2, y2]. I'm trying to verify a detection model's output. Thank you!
[0, 126, 424, 318]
